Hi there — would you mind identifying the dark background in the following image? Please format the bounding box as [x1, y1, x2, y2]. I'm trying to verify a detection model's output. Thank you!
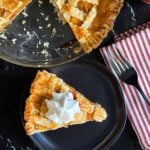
[0, 0, 149, 149]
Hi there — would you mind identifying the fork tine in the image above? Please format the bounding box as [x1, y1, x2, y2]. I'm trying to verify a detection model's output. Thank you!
[112, 48, 129, 71]
[115, 48, 132, 68]
[110, 50, 127, 72]
[108, 52, 122, 75]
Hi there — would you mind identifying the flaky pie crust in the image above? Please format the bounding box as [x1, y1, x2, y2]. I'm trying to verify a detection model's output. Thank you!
[50, 0, 124, 53]
[0, 0, 31, 32]
[24, 70, 107, 135]
[0, 0, 124, 54]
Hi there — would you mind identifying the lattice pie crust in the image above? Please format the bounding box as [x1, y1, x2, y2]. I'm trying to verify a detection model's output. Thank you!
[0, 0, 123, 53]
[50, 0, 124, 53]
[0, 0, 31, 32]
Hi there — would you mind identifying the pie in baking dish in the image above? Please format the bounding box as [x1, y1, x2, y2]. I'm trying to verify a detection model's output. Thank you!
[50, 0, 124, 53]
[0, 0, 123, 53]
[24, 70, 107, 135]
[0, 0, 31, 32]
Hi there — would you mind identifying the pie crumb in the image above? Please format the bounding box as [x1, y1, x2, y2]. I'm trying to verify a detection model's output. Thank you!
[46, 24, 51, 28]
[41, 49, 49, 57]
[38, 0, 43, 7]
[0, 33, 7, 40]
[11, 39, 17, 44]
[22, 9, 28, 17]
[74, 47, 82, 53]
[43, 42, 49, 48]
[52, 28, 56, 34]
[22, 20, 26, 25]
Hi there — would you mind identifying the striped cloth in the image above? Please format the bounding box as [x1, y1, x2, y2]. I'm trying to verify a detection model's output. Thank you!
[100, 22, 150, 150]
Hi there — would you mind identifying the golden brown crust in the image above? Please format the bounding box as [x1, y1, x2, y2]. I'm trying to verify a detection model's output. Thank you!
[24, 70, 107, 135]
[50, 0, 124, 53]
[0, 0, 31, 32]
[0, 0, 123, 53]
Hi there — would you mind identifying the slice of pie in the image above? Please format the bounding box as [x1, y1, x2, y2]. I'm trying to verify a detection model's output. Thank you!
[24, 70, 107, 135]
[0, 0, 31, 32]
[50, 0, 124, 53]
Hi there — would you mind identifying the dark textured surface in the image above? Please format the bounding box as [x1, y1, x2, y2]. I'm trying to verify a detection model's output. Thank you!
[0, 0, 149, 150]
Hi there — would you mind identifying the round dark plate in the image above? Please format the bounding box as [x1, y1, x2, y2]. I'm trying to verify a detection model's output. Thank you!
[21, 60, 126, 150]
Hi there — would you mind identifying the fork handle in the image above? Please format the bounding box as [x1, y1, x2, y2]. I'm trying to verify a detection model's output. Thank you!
[135, 84, 150, 105]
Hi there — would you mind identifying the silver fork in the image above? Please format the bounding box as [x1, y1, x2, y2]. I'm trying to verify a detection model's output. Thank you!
[108, 48, 150, 105]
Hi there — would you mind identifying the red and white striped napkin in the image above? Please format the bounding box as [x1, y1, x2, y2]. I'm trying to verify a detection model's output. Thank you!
[100, 22, 150, 150]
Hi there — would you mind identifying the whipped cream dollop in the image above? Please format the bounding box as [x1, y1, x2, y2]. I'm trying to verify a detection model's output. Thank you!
[45, 92, 80, 124]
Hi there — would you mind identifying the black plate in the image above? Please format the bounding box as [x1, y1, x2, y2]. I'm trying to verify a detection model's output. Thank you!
[21, 60, 126, 150]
